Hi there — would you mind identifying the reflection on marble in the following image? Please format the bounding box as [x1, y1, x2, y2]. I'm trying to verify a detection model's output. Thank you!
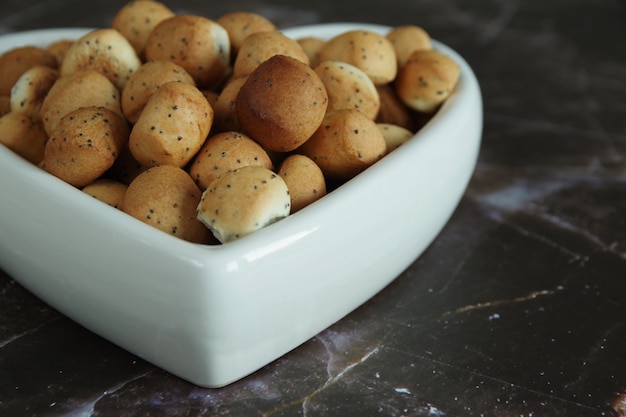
[1, 0, 626, 416]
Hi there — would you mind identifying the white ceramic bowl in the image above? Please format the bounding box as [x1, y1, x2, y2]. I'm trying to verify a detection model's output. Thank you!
[0, 23, 482, 387]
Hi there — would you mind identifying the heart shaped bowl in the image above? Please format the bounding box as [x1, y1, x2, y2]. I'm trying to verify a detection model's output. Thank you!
[0, 23, 482, 387]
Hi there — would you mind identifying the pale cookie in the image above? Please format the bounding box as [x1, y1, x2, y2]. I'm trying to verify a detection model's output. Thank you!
[144, 15, 230, 89]
[395, 49, 460, 113]
[319, 30, 397, 85]
[10, 65, 59, 116]
[277, 154, 326, 213]
[129, 81, 213, 168]
[122, 164, 212, 244]
[314, 60, 380, 120]
[189, 131, 273, 190]
[61, 28, 142, 91]
[196, 165, 291, 243]
[299, 109, 387, 181]
[377, 123, 414, 153]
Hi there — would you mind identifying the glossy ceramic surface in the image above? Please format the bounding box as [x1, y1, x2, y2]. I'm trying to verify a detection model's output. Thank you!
[0, 23, 482, 387]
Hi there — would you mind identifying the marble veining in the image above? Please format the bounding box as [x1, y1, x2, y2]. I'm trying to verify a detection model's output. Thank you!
[2, 0, 626, 416]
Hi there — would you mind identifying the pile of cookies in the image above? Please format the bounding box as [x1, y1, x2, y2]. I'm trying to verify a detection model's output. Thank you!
[0, 1, 461, 244]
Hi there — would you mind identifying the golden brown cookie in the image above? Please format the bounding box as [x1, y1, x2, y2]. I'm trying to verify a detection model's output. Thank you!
[277, 154, 326, 213]
[314, 60, 380, 120]
[112, 0, 175, 60]
[0, 111, 48, 164]
[232, 31, 310, 79]
[82, 178, 128, 208]
[129, 81, 213, 168]
[0, 96, 11, 117]
[375, 83, 415, 131]
[40, 70, 123, 136]
[211, 76, 246, 133]
[297, 36, 326, 68]
[121, 60, 196, 123]
[319, 30, 397, 85]
[122, 164, 212, 244]
[216, 11, 277, 57]
[386, 25, 432, 68]
[395, 49, 460, 113]
[0, 46, 57, 96]
[188, 131, 273, 190]
[299, 109, 386, 181]
[43, 106, 129, 188]
[46, 39, 74, 66]
[236, 54, 328, 152]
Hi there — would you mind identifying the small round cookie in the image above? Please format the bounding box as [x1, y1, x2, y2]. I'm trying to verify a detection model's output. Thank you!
[61, 28, 142, 91]
[121, 60, 196, 123]
[46, 39, 74, 66]
[386, 25, 432, 68]
[129, 81, 213, 168]
[0, 96, 11, 117]
[40, 70, 123, 136]
[0, 46, 58, 96]
[375, 84, 415, 131]
[319, 30, 397, 85]
[297, 37, 326, 68]
[196, 165, 291, 243]
[10, 65, 59, 116]
[122, 164, 211, 244]
[0, 111, 48, 164]
[232, 31, 310, 79]
[395, 49, 460, 113]
[43, 106, 129, 188]
[211, 76, 246, 133]
[144, 15, 230, 89]
[189, 131, 273, 190]
[82, 178, 128, 209]
[314, 60, 380, 120]
[236, 54, 328, 152]
[277, 154, 326, 213]
[299, 109, 387, 182]
[216, 11, 277, 57]
[377, 123, 414, 153]
[112, 0, 175, 60]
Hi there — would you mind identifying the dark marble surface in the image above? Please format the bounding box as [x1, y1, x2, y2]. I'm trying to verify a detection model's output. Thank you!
[1, 0, 626, 416]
